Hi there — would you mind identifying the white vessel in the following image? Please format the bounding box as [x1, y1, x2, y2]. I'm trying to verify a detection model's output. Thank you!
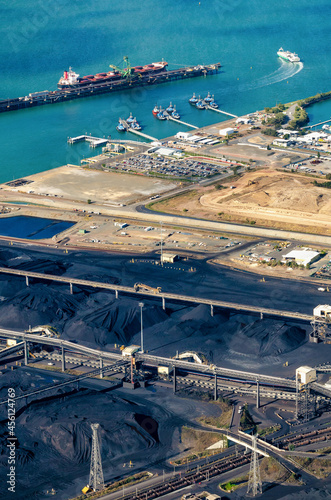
[277, 48, 300, 63]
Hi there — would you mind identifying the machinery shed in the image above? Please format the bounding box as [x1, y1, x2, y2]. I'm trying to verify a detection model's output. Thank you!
[161, 253, 179, 263]
[282, 249, 320, 266]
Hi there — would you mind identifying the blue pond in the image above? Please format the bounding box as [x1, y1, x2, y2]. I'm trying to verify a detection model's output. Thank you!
[0, 216, 74, 239]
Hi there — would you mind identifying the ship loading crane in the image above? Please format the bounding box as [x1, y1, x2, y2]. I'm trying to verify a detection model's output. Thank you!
[109, 56, 133, 80]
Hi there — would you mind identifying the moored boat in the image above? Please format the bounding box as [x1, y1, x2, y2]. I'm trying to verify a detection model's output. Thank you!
[196, 96, 205, 109]
[126, 113, 135, 124]
[171, 105, 180, 119]
[209, 99, 219, 109]
[189, 93, 198, 104]
[166, 102, 175, 112]
[130, 119, 142, 130]
[58, 61, 168, 89]
[116, 121, 126, 132]
[204, 92, 213, 103]
[156, 108, 167, 120]
[152, 105, 159, 116]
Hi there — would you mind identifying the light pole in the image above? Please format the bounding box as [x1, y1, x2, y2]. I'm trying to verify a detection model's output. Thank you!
[139, 302, 144, 352]
[160, 221, 163, 267]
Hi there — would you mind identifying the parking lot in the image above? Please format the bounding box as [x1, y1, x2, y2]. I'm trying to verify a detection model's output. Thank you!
[109, 154, 232, 180]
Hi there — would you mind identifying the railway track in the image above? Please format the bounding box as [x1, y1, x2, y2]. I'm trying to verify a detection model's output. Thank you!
[115, 454, 251, 500]
[275, 426, 331, 450]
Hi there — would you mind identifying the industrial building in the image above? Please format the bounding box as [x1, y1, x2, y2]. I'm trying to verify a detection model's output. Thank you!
[161, 253, 178, 263]
[296, 366, 317, 385]
[313, 304, 331, 319]
[273, 138, 294, 147]
[219, 127, 234, 136]
[121, 345, 140, 358]
[282, 249, 320, 266]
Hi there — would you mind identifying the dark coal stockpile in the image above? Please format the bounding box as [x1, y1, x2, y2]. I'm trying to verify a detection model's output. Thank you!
[0, 245, 310, 365]
[0, 370, 165, 499]
[0, 247, 328, 499]
[0, 277, 307, 361]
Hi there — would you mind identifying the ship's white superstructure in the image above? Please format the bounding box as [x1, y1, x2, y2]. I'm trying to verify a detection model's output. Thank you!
[58, 67, 80, 86]
[277, 48, 300, 63]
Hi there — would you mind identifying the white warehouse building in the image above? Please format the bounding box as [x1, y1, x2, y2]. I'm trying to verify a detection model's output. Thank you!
[282, 249, 320, 266]
[219, 127, 234, 136]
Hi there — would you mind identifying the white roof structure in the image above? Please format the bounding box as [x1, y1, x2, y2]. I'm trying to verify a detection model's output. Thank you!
[277, 129, 299, 136]
[283, 249, 319, 266]
[175, 132, 191, 140]
[219, 127, 234, 136]
[154, 147, 180, 156]
[313, 304, 331, 317]
[296, 366, 317, 385]
[296, 132, 329, 143]
[122, 345, 140, 357]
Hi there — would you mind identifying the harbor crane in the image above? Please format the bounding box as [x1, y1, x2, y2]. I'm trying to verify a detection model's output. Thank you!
[109, 56, 133, 79]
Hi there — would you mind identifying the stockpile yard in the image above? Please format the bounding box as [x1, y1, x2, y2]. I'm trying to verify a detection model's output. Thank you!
[0, 244, 331, 499]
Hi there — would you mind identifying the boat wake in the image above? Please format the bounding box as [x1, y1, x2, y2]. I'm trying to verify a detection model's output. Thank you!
[215, 61, 303, 98]
[239, 61, 304, 92]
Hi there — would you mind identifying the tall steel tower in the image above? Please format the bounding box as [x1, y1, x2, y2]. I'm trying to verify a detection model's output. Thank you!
[89, 423, 104, 492]
[247, 435, 262, 497]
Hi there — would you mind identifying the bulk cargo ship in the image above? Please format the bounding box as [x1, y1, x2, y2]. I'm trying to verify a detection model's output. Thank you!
[58, 61, 168, 89]
[0, 58, 221, 113]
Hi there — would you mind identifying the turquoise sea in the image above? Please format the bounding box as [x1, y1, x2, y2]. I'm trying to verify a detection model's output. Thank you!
[0, 0, 331, 183]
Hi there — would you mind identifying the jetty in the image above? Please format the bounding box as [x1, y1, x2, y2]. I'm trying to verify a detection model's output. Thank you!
[303, 118, 331, 129]
[68, 135, 109, 147]
[119, 119, 157, 141]
[0, 63, 221, 114]
[206, 105, 238, 118]
[167, 115, 198, 129]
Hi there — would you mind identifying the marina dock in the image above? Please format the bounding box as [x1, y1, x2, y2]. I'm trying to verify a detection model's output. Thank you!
[206, 105, 238, 118]
[0, 63, 221, 114]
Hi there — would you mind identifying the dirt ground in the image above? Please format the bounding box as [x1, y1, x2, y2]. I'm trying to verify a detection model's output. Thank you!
[0, 165, 177, 205]
[151, 169, 331, 235]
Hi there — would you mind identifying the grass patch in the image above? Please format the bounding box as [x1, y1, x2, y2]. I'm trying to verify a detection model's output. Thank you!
[70, 471, 152, 500]
[220, 475, 248, 492]
[219, 457, 297, 493]
[291, 456, 331, 479]
[198, 398, 233, 429]
[174, 426, 228, 464]
[258, 424, 281, 438]
[240, 404, 257, 432]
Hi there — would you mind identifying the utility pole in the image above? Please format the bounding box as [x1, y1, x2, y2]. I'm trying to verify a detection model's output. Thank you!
[160, 221, 163, 266]
[247, 435, 262, 497]
[89, 423, 104, 492]
[139, 302, 144, 353]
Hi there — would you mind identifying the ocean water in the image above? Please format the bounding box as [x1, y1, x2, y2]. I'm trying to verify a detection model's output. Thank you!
[0, 0, 330, 183]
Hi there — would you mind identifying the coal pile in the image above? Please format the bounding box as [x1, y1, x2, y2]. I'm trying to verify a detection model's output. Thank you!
[0, 369, 164, 499]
